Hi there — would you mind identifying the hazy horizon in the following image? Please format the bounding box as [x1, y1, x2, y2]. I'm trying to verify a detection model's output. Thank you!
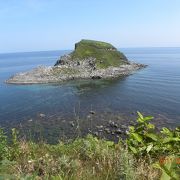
[1, 0, 180, 53]
[1, 46, 180, 55]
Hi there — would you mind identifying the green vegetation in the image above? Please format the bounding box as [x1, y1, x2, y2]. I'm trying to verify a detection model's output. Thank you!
[127, 112, 180, 156]
[0, 113, 179, 179]
[71, 39, 128, 68]
[127, 112, 180, 180]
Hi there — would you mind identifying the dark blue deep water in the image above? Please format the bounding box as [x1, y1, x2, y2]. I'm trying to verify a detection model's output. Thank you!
[0, 48, 180, 142]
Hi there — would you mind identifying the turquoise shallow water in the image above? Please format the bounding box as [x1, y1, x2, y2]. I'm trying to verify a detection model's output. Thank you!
[0, 48, 180, 141]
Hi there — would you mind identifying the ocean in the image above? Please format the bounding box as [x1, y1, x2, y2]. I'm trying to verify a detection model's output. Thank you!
[0, 48, 180, 142]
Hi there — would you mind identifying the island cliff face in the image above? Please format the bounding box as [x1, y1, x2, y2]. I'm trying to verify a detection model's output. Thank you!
[55, 39, 129, 68]
[6, 40, 146, 84]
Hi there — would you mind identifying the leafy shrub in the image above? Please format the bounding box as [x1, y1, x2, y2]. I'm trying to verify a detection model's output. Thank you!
[126, 112, 180, 156]
[126, 112, 180, 179]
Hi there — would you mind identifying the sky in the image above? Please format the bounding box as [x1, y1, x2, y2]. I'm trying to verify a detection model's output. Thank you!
[0, 0, 180, 53]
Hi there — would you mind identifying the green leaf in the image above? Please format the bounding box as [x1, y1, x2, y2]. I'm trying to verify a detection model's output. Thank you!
[145, 133, 158, 141]
[129, 145, 137, 154]
[146, 144, 153, 153]
[137, 111, 143, 119]
[143, 116, 154, 121]
[161, 128, 172, 135]
[131, 133, 143, 142]
[137, 118, 144, 123]
[163, 137, 180, 143]
[146, 123, 155, 129]
[129, 126, 135, 132]
[135, 125, 145, 132]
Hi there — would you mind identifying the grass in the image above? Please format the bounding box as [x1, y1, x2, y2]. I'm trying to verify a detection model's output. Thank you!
[0, 112, 179, 179]
[0, 135, 159, 180]
[75, 39, 116, 49]
[71, 39, 128, 69]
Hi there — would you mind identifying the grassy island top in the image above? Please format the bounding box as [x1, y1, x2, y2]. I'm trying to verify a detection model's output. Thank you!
[71, 39, 129, 68]
[75, 39, 117, 50]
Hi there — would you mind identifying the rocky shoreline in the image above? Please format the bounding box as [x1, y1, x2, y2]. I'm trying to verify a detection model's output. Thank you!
[6, 40, 147, 84]
[6, 56, 146, 84]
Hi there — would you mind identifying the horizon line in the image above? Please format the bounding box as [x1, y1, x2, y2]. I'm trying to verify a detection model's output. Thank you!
[1, 46, 180, 55]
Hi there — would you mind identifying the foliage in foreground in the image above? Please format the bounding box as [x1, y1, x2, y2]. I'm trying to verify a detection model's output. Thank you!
[127, 112, 180, 156]
[127, 112, 180, 179]
[0, 134, 157, 180]
[0, 112, 179, 179]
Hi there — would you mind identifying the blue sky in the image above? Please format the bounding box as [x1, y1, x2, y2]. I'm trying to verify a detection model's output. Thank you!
[0, 0, 180, 53]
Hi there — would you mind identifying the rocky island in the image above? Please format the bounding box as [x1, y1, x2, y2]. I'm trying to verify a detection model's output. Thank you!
[6, 40, 146, 84]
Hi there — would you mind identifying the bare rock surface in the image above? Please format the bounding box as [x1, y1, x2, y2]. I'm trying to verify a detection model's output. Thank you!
[6, 60, 146, 84]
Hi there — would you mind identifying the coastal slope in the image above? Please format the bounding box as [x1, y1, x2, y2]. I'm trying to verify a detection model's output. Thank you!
[6, 40, 146, 84]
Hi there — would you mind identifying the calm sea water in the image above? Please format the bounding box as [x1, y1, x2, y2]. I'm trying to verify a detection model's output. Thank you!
[0, 48, 180, 142]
